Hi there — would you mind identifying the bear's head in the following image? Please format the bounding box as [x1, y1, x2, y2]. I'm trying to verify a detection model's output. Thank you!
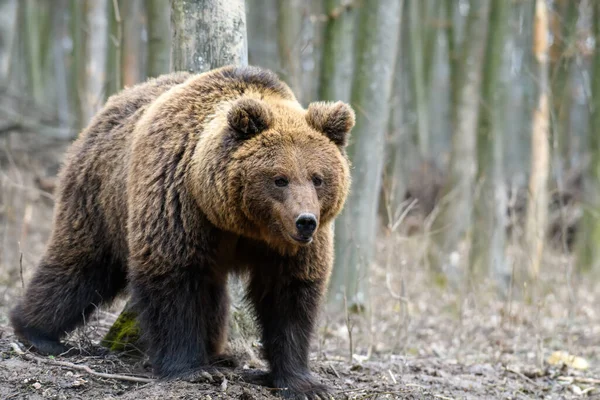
[192, 95, 354, 252]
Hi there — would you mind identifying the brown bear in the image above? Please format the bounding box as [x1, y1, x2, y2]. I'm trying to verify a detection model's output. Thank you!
[10, 66, 354, 398]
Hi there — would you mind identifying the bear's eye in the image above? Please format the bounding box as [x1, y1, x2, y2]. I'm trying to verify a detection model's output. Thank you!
[312, 175, 323, 187]
[274, 177, 289, 187]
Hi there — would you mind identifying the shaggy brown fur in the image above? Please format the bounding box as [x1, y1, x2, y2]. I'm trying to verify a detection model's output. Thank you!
[10, 66, 354, 399]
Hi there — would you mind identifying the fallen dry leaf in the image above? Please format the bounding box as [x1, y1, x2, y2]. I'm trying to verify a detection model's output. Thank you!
[548, 351, 589, 370]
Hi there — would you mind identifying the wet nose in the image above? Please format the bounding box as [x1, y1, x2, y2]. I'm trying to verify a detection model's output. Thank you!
[295, 213, 317, 237]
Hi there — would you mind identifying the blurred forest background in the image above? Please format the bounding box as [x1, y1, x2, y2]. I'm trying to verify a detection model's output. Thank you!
[1, 1, 600, 397]
[2, 0, 599, 302]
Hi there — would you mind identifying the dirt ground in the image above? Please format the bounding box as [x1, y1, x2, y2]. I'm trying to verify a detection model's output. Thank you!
[1, 132, 599, 399]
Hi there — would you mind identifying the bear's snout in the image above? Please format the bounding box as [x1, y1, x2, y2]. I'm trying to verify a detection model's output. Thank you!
[295, 213, 318, 239]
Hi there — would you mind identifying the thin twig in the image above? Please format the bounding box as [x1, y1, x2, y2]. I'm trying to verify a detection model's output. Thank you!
[10, 343, 154, 383]
[19, 252, 24, 289]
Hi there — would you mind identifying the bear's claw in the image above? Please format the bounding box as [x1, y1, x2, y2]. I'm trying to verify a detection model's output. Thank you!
[177, 367, 235, 384]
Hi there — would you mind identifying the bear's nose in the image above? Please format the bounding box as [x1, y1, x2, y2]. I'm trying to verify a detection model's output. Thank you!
[295, 213, 317, 237]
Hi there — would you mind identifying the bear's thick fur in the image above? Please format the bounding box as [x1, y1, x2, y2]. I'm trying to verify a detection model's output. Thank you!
[10, 66, 354, 398]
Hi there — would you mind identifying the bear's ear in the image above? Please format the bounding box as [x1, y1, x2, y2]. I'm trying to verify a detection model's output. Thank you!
[306, 101, 355, 147]
[227, 98, 273, 139]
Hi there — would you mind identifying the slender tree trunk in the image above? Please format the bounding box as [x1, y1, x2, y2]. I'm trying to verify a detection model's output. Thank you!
[25, 0, 43, 104]
[0, 0, 18, 86]
[276, 0, 304, 100]
[408, 0, 429, 159]
[70, 0, 85, 130]
[576, 1, 600, 272]
[246, 0, 279, 73]
[388, 0, 408, 218]
[146, 0, 171, 77]
[330, 0, 402, 311]
[524, 0, 550, 280]
[318, 0, 355, 103]
[51, 0, 71, 133]
[106, 0, 122, 97]
[83, 0, 109, 125]
[121, 0, 143, 87]
[428, 1, 491, 277]
[275, 0, 323, 105]
[470, 0, 509, 287]
[170, 0, 247, 72]
[550, 0, 579, 173]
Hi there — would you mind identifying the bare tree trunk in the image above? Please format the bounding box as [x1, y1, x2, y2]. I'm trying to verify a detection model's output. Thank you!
[550, 0, 579, 173]
[428, 1, 491, 278]
[576, 1, 600, 272]
[246, 0, 279, 73]
[0, 0, 18, 85]
[524, 0, 550, 280]
[170, 0, 247, 72]
[276, 0, 323, 105]
[24, 0, 43, 104]
[330, 0, 402, 311]
[70, 0, 86, 130]
[470, 0, 509, 287]
[146, 0, 171, 77]
[318, 0, 355, 103]
[83, 0, 109, 125]
[408, 0, 430, 159]
[121, 0, 144, 87]
[387, 0, 409, 221]
[276, 0, 304, 100]
[106, 0, 122, 97]
[51, 0, 71, 134]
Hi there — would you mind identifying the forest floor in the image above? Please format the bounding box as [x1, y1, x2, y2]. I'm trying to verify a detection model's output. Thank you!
[1, 132, 599, 399]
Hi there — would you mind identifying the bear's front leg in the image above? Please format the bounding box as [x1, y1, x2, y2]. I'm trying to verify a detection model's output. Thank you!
[248, 272, 330, 399]
[129, 263, 229, 379]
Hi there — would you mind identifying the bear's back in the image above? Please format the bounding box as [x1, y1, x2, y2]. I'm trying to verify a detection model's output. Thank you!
[55, 72, 193, 260]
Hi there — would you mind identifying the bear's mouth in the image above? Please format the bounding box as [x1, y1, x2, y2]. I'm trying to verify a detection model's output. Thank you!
[289, 233, 313, 245]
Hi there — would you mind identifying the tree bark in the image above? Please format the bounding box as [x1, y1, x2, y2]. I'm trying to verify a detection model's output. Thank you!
[408, 0, 430, 159]
[0, 0, 18, 86]
[318, 0, 355, 103]
[69, 0, 86, 130]
[576, 1, 600, 272]
[170, 0, 247, 72]
[246, 0, 279, 73]
[428, 1, 491, 278]
[121, 0, 144, 87]
[470, 0, 509, 287]
[83, 0, 109, 125]
[146, 0, 171, 77]
[524, 0, 550, 280]
[329, 0, 402, 311]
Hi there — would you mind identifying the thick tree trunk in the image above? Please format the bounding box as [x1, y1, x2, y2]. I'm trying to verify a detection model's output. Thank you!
[576, 1, 600, 272]
[170, 0, 247, 72]
[524, 0, 550, 280]
[470, 0, 509, 287]
[146, 0, 171, 77]
[329, 0, 402, 311]
[428, 1, 491, 278]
